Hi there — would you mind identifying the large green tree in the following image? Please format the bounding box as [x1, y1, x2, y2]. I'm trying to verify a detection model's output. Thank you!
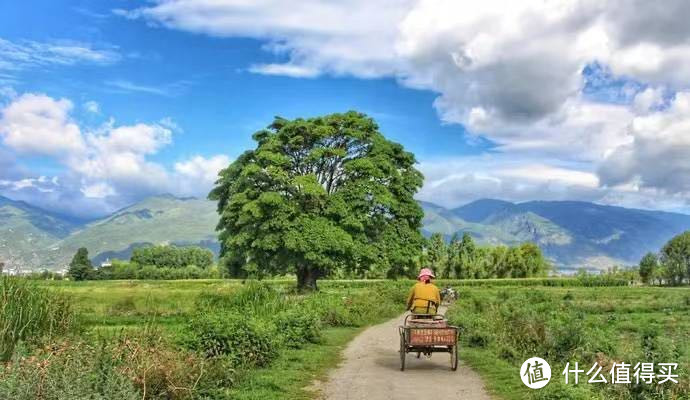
[68, 247, 93, 281]
[209, 112, 425, 290]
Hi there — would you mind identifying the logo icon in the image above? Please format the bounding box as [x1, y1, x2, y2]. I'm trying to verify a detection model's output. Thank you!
[521, 357, 551, 389]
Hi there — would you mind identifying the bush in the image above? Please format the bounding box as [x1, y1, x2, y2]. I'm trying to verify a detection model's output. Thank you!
[0, 277, 77, 361]
[274, 309, 322, 348]
[183, 312, 277, 367]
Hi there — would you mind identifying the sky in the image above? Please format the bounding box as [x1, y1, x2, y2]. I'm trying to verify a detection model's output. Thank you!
[1, 0, 690, 218]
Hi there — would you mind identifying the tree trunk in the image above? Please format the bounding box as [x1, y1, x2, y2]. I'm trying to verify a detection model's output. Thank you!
[297, 266, 320, 291]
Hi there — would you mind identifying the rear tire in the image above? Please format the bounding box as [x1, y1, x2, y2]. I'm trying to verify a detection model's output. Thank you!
[450, 345, 458, 371]
[400, 335, 406, 371]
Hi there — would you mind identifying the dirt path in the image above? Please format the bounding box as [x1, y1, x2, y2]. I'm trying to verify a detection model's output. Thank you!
[314, 310, 492, 400]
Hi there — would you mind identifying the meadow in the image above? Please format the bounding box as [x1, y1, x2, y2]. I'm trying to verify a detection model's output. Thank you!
[0, 278, 409, 399]
[446, 284, 690, 399]
[1, 277, 688, 399]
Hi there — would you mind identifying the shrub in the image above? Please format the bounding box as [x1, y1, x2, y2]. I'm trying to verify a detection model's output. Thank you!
[274, 308, 322, 348]
[110, 332, 210, 400]
[0, 277, 77, 361]
[0, 340, 140, 400]
[183, 312, 277, 367]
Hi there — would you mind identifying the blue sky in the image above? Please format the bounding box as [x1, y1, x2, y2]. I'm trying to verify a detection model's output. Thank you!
[2, 1, 690, 217]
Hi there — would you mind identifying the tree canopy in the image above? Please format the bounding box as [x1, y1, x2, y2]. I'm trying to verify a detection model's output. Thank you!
[130, 245, 214, 269]
[424, 233, 550, 279]
[209, 111, 425, 289]
[68, 247, 93, 281]
[659, 231, 690, 285]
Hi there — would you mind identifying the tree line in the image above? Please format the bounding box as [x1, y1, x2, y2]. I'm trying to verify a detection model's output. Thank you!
[423, 232, 550, 279]
[67, 245, 215, 281]
[639, 231, 690, 286]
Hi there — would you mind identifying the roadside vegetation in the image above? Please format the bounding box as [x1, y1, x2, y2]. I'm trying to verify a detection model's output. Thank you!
[0, 279, 407, 399]
[446, 282, 689, 399]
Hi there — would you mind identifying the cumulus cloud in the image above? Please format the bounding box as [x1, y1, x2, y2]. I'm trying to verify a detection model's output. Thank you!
[0, 93, 85, 156]
[174, 154, 231, 196]
[599, 92, 690, 195]
[115, 0, 690, 211]
[0, 92, 229, 217]
[117, 0, 414, 78]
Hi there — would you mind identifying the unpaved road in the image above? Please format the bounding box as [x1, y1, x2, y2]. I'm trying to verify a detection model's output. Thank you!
[315, 311, 491, 400]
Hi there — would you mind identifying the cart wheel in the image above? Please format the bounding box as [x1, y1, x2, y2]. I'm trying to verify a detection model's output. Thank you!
[450, 345, 458, 371]
[416, 352, 421, 358]
[399, 336, 406, 371]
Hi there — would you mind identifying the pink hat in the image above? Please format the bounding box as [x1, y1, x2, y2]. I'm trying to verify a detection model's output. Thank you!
[418, 268, 435, 279]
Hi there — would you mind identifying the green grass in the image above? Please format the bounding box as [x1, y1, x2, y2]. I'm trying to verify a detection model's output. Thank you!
[25, 279, 690, 399]
[228, 327, 361, 400]
[447, 285, 690, 399]
[21, 279, 406, 399]
[38, 279, 245, 332]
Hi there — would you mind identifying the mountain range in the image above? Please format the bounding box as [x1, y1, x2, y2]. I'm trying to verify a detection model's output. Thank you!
[2, 194, 690, 272]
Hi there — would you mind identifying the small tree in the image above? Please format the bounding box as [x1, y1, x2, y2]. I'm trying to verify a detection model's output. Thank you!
[638, 252, 658, 284]
[68, 248, 93, 281]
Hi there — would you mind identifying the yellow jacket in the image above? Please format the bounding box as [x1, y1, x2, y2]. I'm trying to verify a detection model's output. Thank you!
[406, 282, 441, 314]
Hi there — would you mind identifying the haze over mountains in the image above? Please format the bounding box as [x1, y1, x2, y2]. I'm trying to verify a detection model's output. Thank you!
[2, 194, 690, 272]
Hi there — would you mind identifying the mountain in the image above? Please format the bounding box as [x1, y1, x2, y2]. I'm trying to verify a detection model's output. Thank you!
[421, 199, 690, 270]
[55, 195, 219, 266]
[0, 195, 80, 271]
[2, 194, 690, 272]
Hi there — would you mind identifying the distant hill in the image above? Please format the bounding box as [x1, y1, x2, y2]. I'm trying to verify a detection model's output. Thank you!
[2, 194, 690, 272]
[0, 196, 80, 271]
[55, 195, 219, 266]
[421, 199, 690, 270]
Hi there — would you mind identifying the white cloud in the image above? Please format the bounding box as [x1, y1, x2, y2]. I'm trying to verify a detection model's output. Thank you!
[0, 92, 230, 216]
[118, 0, 414, 78]
[632, 87, 665, 114]
[104, 79, 192, 97]
[104, 80, 170, 96]
[80, 181, 116, 198]
[0, 176, 56, 193]
[248, 63, 320, 78]
[0, 38, 120, 71]
[599, 92, 690, 194]
[174, 154, 231, 196]
[417, 155, 603, 208]
[0, 93, 85, 156]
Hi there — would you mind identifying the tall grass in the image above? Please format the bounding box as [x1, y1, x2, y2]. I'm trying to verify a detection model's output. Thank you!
[0, 276, 76, 361]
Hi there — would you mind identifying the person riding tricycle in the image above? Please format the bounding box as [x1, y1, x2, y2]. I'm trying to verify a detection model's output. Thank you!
[406, 268, 441, 315]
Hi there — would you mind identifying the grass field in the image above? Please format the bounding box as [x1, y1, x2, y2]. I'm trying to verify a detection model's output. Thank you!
[446, 285, 690, 399]
[3, 278, 689, 399]
[2, 279, 409, 399]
